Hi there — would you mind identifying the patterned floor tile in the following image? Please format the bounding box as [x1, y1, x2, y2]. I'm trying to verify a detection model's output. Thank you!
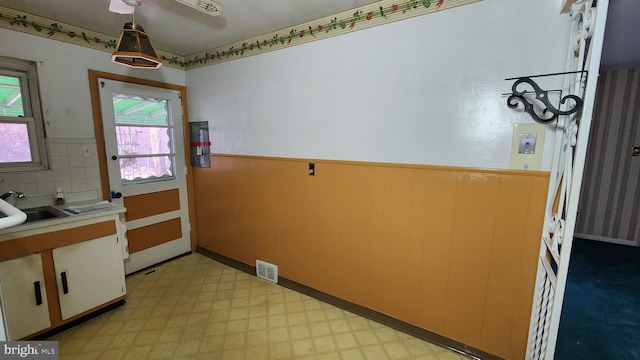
[48, 253, 470, 359]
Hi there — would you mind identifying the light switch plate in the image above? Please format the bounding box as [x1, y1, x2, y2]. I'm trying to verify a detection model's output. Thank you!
[510, 123, 546, 170]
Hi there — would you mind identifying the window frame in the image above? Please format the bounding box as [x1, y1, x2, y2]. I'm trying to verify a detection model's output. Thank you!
[0, 56, 48, 172]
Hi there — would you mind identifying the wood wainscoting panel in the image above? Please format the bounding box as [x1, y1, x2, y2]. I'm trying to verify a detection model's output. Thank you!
[194, 154, 549, 359]
[127, 218, 182, 254]
[331, 164, 374, 307]
[508, 176, 549, 360]
[401, 169, 429, 325]
[416, 170, 458, 334]
[123, 189, 180, 222]
[480, 175, 536, 356]
[443, 172, 501, 348]
[276, 160, 312, 286]
[367, 166, 413, 320]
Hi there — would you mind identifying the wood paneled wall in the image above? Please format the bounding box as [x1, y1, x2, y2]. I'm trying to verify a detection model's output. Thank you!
[577, 69, 640, 245]
[194, 155, 549, 359]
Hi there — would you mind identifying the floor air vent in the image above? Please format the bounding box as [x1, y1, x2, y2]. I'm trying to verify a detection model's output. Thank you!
[256, 260, 278, 283]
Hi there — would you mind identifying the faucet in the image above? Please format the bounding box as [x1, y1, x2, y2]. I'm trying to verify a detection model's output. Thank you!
[0, 190, 26, 205]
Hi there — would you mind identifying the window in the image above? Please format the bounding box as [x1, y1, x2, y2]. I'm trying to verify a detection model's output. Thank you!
[0, 57, 47, 172]
[112, 93, 176, 183]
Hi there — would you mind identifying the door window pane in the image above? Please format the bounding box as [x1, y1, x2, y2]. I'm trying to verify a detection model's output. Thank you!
[112, 93, 175, 183]
[119, 156, 173, 181]
[113, 95, 168, 125]
[115, 126, 172, 156]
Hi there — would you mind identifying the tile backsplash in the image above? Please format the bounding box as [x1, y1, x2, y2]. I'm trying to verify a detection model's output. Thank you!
[0, 138, 102, 208]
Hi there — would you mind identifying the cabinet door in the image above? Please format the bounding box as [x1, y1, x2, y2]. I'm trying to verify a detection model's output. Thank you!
[53, 235, 126, 320]
[0, 253, 51, 340]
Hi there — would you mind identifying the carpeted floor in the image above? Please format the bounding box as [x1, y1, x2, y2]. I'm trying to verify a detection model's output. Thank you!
[555, 238, 640, 359]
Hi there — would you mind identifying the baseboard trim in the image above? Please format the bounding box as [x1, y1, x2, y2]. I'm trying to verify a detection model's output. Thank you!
[575, 234, 638, 247]
[196, 246, 500, 360]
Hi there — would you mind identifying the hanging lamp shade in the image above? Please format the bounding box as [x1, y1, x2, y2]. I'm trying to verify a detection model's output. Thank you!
[111, 22, 162, 69]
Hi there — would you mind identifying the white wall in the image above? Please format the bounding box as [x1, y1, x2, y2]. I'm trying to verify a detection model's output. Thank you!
[186, 0, 571, 170]
[0, 28, 186, 206]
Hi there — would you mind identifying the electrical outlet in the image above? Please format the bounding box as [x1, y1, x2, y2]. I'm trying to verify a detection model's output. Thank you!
[82, 144, 93, 157]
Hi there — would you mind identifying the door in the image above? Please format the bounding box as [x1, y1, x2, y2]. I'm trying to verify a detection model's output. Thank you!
[0, 253, 51, 340]
[53, 235, 126, 320]
[526, 1, 609, 358]
[99, 78, 190, 274]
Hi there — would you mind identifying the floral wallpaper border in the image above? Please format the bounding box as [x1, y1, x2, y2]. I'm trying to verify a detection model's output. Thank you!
[0, 0, 480, 71]
[185, 0, 480, 69]
[0, 5, 185, 70]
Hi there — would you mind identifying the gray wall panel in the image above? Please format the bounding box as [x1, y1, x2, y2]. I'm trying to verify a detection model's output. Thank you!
[577, 69, 640, 245]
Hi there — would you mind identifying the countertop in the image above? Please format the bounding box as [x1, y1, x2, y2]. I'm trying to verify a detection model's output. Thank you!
[0, 200, 126, 238]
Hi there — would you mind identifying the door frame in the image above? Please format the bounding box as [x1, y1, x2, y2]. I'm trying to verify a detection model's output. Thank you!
[88, 70, 196, 252]
[525, 0, 609, 358]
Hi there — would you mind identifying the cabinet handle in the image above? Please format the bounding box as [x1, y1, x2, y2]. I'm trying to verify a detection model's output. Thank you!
[34, 281, 43, 305]
[61, 271, 69, 294]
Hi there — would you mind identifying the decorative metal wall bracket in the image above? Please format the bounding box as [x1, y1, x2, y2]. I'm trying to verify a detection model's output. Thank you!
[506, 71, 586, 124]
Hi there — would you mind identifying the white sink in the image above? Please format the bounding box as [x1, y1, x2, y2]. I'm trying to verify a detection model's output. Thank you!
[0, 199, 27, 229]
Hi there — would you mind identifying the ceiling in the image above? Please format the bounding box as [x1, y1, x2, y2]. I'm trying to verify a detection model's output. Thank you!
[0, 0, 637, 70]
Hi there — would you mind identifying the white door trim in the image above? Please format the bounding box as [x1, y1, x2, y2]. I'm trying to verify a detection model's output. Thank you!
[525, 1, 610, 358]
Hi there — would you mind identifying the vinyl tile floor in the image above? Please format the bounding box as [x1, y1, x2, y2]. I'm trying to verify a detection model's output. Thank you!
[48, 253, 470, 360]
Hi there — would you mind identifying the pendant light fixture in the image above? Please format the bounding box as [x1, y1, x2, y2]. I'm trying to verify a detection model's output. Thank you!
[110, 0, 162, 69]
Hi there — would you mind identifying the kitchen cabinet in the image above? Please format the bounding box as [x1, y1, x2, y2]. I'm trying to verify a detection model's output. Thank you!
[0, 210, 127, 340]
[54, 235, 125, 320]
[0, 253, 51, 340]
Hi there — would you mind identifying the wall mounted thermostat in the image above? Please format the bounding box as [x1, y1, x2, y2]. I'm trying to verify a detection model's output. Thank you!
[510, 123, 546, 170]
